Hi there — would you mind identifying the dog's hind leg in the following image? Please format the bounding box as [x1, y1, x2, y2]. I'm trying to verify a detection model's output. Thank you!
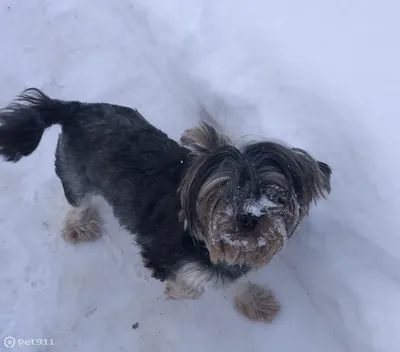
[55, 138, 103, 244]
[61, 196, 103, 244]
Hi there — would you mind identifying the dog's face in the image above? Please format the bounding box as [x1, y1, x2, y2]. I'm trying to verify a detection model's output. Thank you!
[179, 123, 332, 269]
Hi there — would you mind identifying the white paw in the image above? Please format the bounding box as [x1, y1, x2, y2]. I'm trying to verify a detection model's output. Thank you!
[234, 283, 280, 323]
[62, 205, 102, 244]
[164, 280, 204, 300]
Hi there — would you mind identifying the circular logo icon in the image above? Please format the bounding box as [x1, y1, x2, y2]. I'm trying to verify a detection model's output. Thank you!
[3, 336, 16, 348]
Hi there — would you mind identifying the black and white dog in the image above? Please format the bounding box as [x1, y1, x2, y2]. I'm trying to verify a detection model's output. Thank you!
[0, 88, 332, 322]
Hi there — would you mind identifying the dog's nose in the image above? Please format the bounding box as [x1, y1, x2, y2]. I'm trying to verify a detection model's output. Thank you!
[239, 213, 259, 230]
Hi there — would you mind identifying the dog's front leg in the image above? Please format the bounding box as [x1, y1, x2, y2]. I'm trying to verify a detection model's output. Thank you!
[164, 262, 209, 300]
[164, 279, 205, 300]
[226, 278, 280, 323]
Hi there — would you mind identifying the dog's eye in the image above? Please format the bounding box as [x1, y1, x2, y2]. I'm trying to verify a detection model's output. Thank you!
[276, 195, 286, 205]
[239, 213, 259, 230]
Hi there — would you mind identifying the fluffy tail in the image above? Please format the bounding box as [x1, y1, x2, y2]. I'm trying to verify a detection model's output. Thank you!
[0, 88, 79, 162]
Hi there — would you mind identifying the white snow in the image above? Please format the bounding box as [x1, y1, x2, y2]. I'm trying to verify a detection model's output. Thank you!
[219, 233, 249, 248]
[245, 196, 277, 217]
[1, 0, 399, 352]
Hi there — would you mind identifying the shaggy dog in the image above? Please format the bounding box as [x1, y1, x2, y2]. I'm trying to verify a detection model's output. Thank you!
[0, 88, 332, 323]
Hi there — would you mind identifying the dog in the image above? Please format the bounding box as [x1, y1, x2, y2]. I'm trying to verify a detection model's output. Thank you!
[0, 88, 332, 323]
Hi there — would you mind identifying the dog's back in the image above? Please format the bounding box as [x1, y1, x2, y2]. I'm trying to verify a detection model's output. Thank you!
[0, 89, 189, 270]
[0, 88, 167, 159]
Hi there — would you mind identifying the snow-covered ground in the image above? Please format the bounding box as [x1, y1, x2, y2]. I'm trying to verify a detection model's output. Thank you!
[1, 0, 399, 351]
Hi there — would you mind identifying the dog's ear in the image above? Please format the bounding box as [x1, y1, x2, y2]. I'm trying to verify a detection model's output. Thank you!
[288, 149, 332, 202]
[180, 121, 232, 155]
[317, 160, 332, 195]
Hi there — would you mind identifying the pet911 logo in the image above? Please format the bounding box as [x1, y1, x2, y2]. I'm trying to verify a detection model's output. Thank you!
[3, 336, 54, 348]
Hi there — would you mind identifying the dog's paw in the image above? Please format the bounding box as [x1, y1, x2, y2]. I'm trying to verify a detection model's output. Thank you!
[62, 205, 103, 244]
[234, 283, 280, 323]
[164, 280, 204, 300]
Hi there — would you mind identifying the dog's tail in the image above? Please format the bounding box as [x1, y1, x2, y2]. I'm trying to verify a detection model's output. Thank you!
[0, 88, 79, 162]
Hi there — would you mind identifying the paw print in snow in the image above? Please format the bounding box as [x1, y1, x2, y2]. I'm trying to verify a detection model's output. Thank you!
[22, 185, 39, 204]
[24, 265, 51, 293]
